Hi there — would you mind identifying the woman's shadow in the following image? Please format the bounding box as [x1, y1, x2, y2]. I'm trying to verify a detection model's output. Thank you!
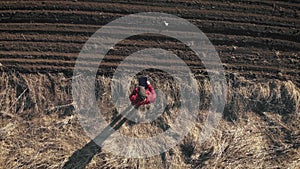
[62, 106, 134, 169]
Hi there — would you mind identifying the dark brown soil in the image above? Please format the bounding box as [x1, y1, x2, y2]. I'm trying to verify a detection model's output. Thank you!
[0, 1, 299, 168]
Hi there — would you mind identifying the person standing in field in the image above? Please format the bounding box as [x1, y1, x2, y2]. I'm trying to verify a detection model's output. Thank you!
[129, 80, 156, 108]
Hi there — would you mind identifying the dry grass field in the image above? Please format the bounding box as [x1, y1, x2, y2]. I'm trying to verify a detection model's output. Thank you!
[0, 0, 299, 168]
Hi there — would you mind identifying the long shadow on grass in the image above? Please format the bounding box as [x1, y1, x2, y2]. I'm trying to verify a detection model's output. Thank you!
[62, 106, 134, 169]
[63, 102, 180, 168]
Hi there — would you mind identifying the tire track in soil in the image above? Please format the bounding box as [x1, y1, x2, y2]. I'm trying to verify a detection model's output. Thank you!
[0, 35, 298, 69]
[0, 9, 298, 28]
[0, 0, 298, 17]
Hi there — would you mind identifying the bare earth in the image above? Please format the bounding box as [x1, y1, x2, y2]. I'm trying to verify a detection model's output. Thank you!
[0, 1, 299, 169]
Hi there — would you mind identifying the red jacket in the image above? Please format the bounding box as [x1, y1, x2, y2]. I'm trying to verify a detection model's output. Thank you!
[129, 84, 156, 107]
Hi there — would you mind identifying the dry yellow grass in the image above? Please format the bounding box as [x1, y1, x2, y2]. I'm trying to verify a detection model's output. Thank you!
[0, 70, 299, 168]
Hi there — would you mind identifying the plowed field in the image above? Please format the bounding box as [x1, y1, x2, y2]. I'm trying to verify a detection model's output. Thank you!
[0, 1, 299, 169]
[0, 0, 299, 84]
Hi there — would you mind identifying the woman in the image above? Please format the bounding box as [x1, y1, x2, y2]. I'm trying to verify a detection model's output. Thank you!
[129, 81, 156, 108]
